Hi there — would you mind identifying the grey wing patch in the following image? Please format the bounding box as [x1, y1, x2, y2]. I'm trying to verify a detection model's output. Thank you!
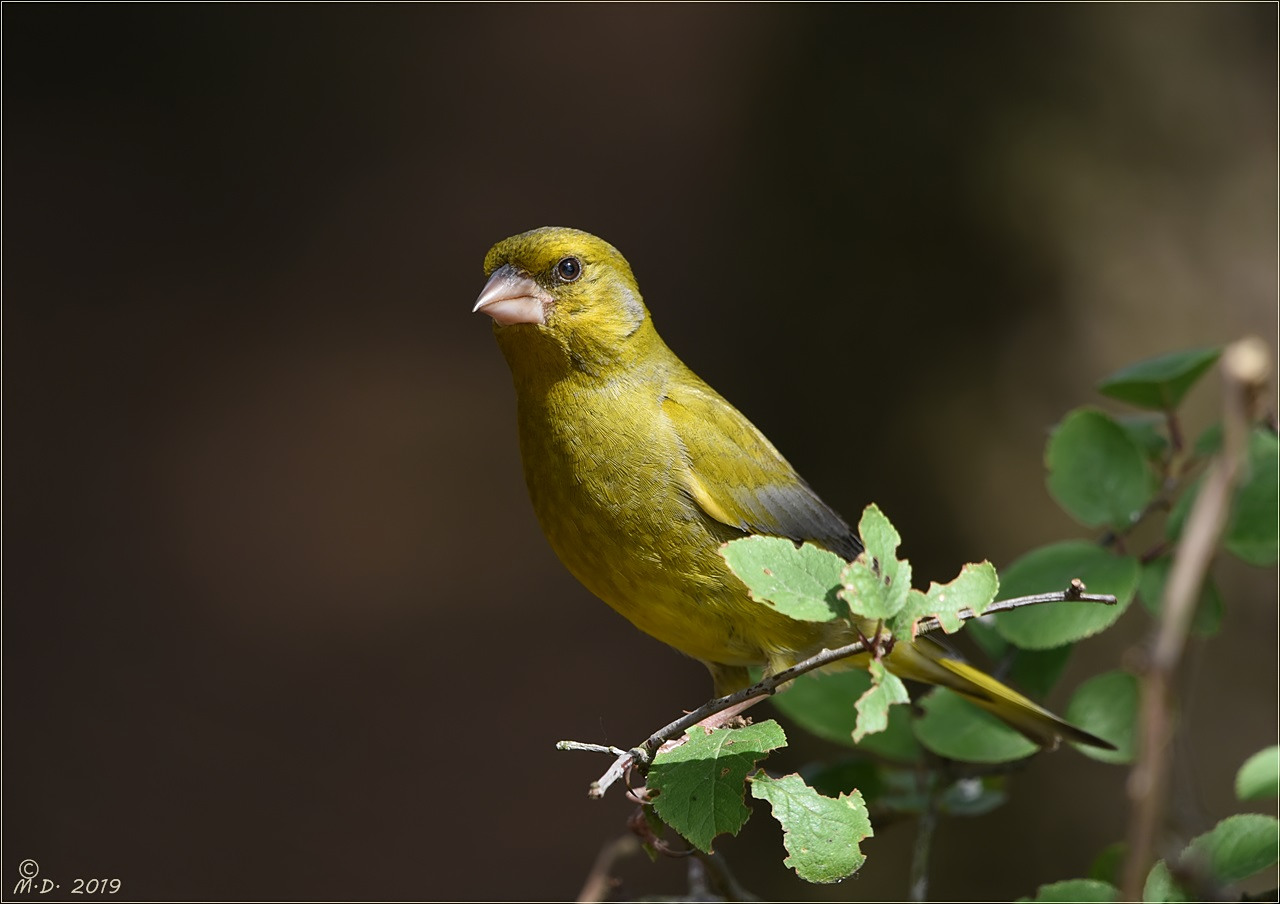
[745, 482, 863, 561]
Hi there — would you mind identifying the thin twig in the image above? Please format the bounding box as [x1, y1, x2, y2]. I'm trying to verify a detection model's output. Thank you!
[557, 741, 630, 757]
[564, 584, 1118, 799]
[576, 835, 641, 903]
[907, 770, 941, 902]
[1120, 337, 1271, 899]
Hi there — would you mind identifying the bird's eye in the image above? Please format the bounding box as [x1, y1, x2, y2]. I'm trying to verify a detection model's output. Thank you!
[555, 257, 582, 282]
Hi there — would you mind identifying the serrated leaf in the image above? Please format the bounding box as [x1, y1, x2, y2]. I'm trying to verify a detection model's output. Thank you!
[1018, 878, 1120, 902]
[1097, 346, 1222, 411]
[1137, 556, 1223, 637]
[993, 541, 1139, 649]
[857, 503, 901, 566]
[721, 537, 848, 622]
[1183, 813, 1280, 885]
[853, 659, 910, 743]
[749, 772, 871, 883]
[648, 721, 787, 853]
[1236, 746, 1280, 800]
[890, 560, 999, 639]
[768, 670, 922, 761]
[1046, 408, 1158, 529]
[841, 557, 911, 620]
[840, 505, 911, 620]
[1064, 670, 1136, 763]
[913, 688, 1039, 763]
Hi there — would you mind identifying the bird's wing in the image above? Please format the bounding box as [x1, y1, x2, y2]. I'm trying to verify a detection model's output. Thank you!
[661, 377, 862, 561]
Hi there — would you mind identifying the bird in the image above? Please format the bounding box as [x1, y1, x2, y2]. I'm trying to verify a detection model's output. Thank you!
[474, 226, 1112, 751]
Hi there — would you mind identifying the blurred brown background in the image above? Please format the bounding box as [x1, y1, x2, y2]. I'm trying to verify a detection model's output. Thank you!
[4, 5, 1276, 901]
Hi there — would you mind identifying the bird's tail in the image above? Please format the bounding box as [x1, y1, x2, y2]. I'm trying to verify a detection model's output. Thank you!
[885, 636, 1116, 751]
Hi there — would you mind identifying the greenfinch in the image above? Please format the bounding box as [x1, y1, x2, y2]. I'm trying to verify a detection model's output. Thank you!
[475, 226, 1111, 750]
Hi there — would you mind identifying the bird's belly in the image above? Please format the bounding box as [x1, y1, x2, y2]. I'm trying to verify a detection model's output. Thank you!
[515, 396, 824, 668]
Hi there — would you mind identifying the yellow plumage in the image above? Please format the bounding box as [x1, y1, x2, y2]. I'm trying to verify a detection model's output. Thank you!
[475, 226, 1110, 751]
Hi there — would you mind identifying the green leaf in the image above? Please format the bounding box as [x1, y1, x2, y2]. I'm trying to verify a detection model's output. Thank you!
[1046, 408, 1158, 529]
[1088, 842, 1127, 885]
[648, 720, 787, 853]
[965, 616, 1009, 661]
[852, 703, 922, 762]
[1007, 644, 1075, 699]
[1144, 815, 1280, 900]
[840, 505, 912, 620]
[913, 688, 1039, 763]
[769, 670, 867, 747]
[1117, 413, 1172, 463]
[1018, 878, 1120, 902]
[1236, 746, 1280, 800]
[749, 772, 871, 883]
[857, 502, 902, 567]
[1096, 346, 1222, 411]
[1064, 670, 1136, 763]
[853, 659, 910, 743]
[768, 670, 921, 761]
[1183, 813, 1280, 885]
[1142, 860, 1190, 902]
[1166, 427, 1279, 567]
[721, 537, 847, 622]
[889, 560, 999, 639]
[1226, 428, 1278, 566]
[993, 541, 1139, 649]
[842, 558, 910, 621]
[1137, 556, 1223, 637]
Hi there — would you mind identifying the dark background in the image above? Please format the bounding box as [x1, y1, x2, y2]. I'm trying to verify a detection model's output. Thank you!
[5, 5, 1276, 901]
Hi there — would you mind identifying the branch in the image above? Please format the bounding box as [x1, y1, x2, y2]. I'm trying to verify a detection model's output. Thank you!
[558, 582, 1118, 799]
[1121, 337, 1271, 899]
[907, 771, 941, 902]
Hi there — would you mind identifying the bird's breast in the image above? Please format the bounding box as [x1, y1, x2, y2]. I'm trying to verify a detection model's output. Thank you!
[508, 371, 826, 668]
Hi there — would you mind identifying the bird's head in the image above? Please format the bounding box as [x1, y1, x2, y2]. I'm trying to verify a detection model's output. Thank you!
[474, 227, 658, 374]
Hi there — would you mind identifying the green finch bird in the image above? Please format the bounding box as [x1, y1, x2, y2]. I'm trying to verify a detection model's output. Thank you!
[474, 226, 1111, 750]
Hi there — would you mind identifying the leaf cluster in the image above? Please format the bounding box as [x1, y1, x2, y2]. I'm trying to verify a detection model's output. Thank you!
[608, 348, 1278, 894]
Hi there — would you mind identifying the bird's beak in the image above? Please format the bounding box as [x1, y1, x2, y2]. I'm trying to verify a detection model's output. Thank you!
[473, 264, 551, 326]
